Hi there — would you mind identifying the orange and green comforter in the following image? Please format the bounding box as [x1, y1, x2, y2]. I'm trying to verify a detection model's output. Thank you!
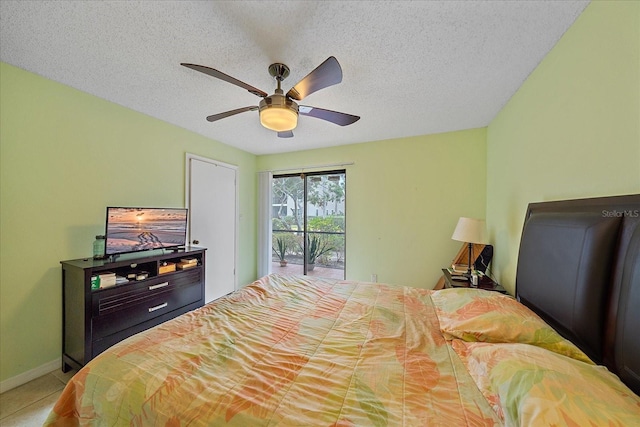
[44, 275, 639, 426]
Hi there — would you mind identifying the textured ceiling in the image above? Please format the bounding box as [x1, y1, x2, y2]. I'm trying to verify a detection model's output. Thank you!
[0, 1, 589, 155]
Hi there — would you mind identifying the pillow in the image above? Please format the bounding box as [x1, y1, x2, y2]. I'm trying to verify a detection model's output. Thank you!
[430, 288, 592, 363]
[452, 340, 640, 426]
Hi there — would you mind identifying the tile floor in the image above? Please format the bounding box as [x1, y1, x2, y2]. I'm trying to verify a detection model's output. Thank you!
[0, 368, 76, 426]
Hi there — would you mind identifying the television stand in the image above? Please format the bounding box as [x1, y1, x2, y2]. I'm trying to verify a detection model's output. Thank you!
[60, 246, 206, 372]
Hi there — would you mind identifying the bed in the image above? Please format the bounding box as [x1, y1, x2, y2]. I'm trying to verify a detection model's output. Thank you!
[45, 194, 640, 426]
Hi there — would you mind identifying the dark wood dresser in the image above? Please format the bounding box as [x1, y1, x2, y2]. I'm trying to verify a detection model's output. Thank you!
[60, 247, 206, 372]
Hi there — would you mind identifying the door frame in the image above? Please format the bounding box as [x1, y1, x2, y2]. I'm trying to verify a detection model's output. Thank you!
[185, 153, 239, 295]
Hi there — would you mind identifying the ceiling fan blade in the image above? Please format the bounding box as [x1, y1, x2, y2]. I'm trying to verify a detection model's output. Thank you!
[277, 131, 294, 138]
[299, 106, 360, 126]
[206, 106, 258, 122]
[181, 63, 268, 98]
[286, 56, 342, 101]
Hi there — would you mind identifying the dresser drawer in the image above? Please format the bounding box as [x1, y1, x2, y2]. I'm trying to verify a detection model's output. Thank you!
[92, 269, 202, 340]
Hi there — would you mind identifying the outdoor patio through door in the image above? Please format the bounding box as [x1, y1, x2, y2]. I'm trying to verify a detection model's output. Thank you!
[271, 170, 346, 279]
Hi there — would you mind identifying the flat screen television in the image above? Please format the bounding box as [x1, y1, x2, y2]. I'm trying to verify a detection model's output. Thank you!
[104, 207, 188, 256]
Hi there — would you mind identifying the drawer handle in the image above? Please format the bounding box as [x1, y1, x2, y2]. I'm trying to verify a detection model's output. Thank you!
[148, 282, 169, 291]
[148, 302, 168, 313]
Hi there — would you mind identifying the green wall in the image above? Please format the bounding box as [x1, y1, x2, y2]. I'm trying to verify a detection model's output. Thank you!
[486, 1, 640, 294]
[258, 128, 487, 288]
[0, 62, 258, 383]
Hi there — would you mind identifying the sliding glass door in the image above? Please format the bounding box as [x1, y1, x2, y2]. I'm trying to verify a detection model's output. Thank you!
[272, 170, 346, 279]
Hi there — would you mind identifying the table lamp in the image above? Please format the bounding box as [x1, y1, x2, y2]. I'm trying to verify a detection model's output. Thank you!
[451, 217, 488, 278]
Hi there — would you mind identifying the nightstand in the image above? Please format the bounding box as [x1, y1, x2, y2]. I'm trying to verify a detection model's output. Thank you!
[440, 268, 507, 294]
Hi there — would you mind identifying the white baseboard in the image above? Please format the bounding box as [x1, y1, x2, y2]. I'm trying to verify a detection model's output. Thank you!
[0, 358, 61, 394]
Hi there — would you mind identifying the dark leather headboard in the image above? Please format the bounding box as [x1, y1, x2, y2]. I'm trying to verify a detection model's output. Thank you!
[515, 194, 640, 394]
[612, 217, 640, 394]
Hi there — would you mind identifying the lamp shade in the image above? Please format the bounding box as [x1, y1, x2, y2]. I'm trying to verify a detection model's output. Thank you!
[451, 217, 488, 244]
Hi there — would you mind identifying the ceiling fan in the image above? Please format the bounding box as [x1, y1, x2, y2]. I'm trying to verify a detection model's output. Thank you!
[181, 57, 360, 138]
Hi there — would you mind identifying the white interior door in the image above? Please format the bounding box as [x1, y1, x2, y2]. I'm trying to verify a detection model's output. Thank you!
[187, 155, 237, 302]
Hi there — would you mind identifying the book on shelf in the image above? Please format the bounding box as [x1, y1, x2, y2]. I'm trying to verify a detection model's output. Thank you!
[450, 264, 469, 275]
[136, 271, 149, 280]
[177, 261, 198, 270]
[99, 277, 116, 289]
[97, 271, 116, 278]
[447, 270, 469, 282]
[92, 271, 115, 288]
[180, 258, 198, 265]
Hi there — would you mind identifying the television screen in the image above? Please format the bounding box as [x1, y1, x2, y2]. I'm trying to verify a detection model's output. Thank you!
[105, 207, 188, 256]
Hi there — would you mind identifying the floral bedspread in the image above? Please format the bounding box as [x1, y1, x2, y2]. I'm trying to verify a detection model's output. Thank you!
[44, 275, 639, 426]
[45, 275, 499, 426]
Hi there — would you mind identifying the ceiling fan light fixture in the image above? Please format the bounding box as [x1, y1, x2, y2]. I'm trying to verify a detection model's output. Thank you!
[259, 91, 299, 132]
[259, 106, 298, 132]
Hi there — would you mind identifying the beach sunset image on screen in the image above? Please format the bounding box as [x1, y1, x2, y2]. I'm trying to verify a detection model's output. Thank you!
[105, 207, 187, 255]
